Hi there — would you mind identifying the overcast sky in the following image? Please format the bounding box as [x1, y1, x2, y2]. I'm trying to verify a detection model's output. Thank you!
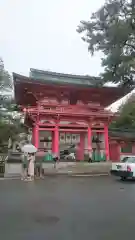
[0, 0, 105, 76]
[1, 0, 131, 111]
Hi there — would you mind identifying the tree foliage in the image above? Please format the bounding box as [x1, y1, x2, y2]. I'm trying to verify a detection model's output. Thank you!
[0, 58, 27, 152]
[77, 0, 135, 87]
[110, 93, 135, 128]
[0, 58, 13, 91]
[0, 121, 27, 153]
[0, 57, 13, 115]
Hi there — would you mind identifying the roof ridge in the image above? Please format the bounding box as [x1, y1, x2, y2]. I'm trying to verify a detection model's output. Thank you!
[30, 68, 101, 81]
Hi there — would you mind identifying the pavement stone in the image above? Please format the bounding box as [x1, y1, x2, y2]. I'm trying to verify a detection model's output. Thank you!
[0, 176, 135, 240]
[4, 162, 111, 178]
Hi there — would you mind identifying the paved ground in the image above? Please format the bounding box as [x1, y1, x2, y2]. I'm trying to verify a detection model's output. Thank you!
[0, 176, 135, 240]
[43, 162, 111, 175]
[5, 162, 111, 178]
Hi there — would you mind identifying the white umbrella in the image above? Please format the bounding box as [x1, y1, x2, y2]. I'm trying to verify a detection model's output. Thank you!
[21, 144, 37, 153]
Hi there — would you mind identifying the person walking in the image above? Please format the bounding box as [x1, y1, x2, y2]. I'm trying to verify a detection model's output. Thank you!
[27, 153, 35, 181]
[88, 150, 92, 163]
[52, 153, 59, 168]
[35, 157, 43, 179]
[21, 153, 28, 180]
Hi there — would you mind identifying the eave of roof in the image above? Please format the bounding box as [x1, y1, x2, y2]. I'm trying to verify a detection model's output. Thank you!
[109, 128, 135, 140]
[30, 68, 101, 83]
[13, 72, 98, 88]
[13, 72, 132, 91]
[13, 73, 133, 107]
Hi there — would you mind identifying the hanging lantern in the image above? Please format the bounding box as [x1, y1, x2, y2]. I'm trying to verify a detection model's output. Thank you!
[72, 134, 77, 143]
[66, 134, 71, 143]
[60, 133, 65, 143]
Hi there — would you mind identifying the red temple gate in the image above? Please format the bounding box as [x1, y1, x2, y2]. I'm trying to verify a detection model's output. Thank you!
[13, 69, 130, 161]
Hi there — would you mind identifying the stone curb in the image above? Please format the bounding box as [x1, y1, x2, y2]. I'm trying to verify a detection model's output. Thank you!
[71, 173, 109, 177]
[0, 173, 109, 180]
[43, 173, 109, 177]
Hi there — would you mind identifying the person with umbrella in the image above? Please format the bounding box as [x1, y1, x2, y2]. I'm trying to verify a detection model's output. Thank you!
[27, 152, 35, 181]
[21, 144, 37, 181]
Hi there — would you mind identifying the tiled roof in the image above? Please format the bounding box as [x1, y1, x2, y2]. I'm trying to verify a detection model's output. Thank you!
[109, 128, 135, 139]
[29, 68, 102, 86]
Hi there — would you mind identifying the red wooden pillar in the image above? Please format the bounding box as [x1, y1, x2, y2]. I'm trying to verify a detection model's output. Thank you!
[52, 131, 54, 153]
[88, 126, 92, 153]
[54, 125, 59, 156]
[33, 124, 39, 149]
[104, 125, 109, 161]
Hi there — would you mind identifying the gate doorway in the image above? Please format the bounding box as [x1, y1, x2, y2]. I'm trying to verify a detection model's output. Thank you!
[59, 132, 80, 161]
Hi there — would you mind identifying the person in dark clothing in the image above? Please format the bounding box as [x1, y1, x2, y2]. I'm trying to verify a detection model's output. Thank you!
[52, 154, 59, 168]
[88, 157, 92, 163]
[35, 157, 42, 178]
[21, 153, 28, 180]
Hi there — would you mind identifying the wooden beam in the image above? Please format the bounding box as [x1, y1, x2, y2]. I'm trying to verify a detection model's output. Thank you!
[39, 128, 55, 131]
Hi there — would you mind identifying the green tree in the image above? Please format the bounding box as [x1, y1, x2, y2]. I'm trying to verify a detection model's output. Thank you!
[110, 94, 135, 128]
[77, 0, 135, 87]
[0, 58, 27, 152]
[0, 57, 13, 116]
[0, 58, 12, 90]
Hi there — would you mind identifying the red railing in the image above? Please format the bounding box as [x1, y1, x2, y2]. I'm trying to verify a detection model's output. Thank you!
[25, 104, 115, 117]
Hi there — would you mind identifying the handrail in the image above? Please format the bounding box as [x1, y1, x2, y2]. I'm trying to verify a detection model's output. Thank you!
[34, 102, 102, 108]
[27, 108, 114, 116]
[26, 103, 104, 111]
[27, 105, 111, 112]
